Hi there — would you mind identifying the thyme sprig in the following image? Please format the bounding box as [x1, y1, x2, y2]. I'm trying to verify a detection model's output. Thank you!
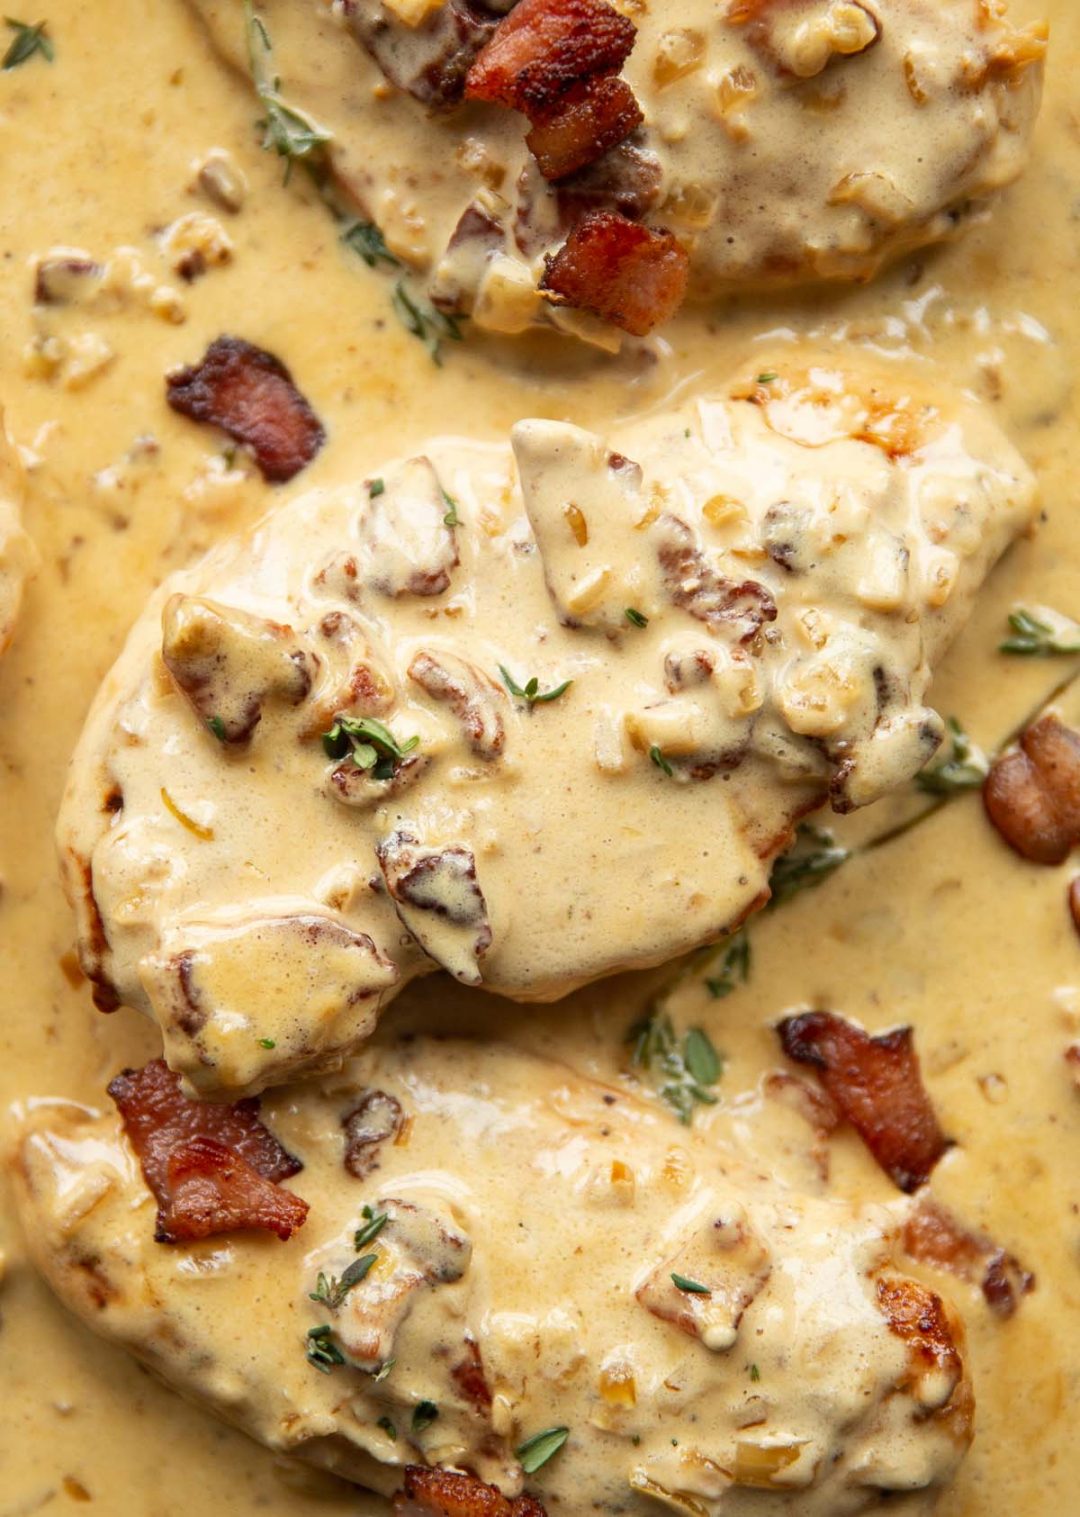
[499, 665, 573, 707]
[1000, 607, 1080, 658]
[322, 715, 419, 781]
[914, 717, 989, 796]
[766, 824, 851, 910]
[704, 929, 751, 1000]
[342, 219, 400, 270]
[392, 280, 464, 367]
[308, 1253, 377, 1311]
[627, 1009, 722, 1124]
[2, 17, 52, 69]
[246, 3, 330, 180]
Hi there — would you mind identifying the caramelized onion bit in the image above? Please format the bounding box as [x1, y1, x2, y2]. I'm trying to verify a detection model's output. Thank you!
[902, 1197, 1034, 1318]
[393, 1467, 547, 1516]
[776, 1010, 950, 1193]
[465, 0, 636, 116]
[166, 335, 325, 483]
[526, 76, 643, 181]
[540, 210, 689, 336]
[107, 1058, 308, 1243]
[983, 714, 1080, 865]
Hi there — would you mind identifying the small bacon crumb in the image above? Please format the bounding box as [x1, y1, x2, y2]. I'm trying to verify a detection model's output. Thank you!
[526, 75, 643, 181]
[393, 1467, 547, 1517]
[776, 1011, 950, 1193]
[107, 1058, 309, 1243]
[540, 210, 689, 336]
[465, 0, 636, 116]
[983, 714, 1080, 865]
[902, 1197, 1034, 1318]
[1065, 1043, 1080, 1092]
[166, 335, 325, 483]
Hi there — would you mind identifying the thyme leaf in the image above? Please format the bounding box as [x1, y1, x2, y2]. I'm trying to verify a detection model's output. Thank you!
[246, 3, 330, 180]
[306, 1324, 345, 1374]
[767, 824, 850, 909]
[671, 1273, 711, 1295]
[354, 1206, 388, 1251]
[308, 1253, 377, 1311]
[392, 280, 463, 367]
[2, 17, 52, 69]
[704, 929, 751, 1000]
[342, 219, 400, 270]
[322, 715, 419, 781]
[1000, 607, 1080, 658]
[411, 1400, 439, 1434]
[625, 607, 649, 628]
[516, 1426, 570, 1474]
[627, 1008, 722, 1125]
[649, 744, 674, 777]
[914, 717, 989, 796]
[376, 1415, 397, 1440]
[498, 665, 573, 707]
[439, 484, 460, 527]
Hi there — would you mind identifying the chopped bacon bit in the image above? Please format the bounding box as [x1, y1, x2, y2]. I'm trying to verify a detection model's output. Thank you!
[107, 1058, 308, 1243]
[902, 1197, 1034, 1318]
[656, 514, 777, 643]
[465, 0, 635, 117]
[166, 336, 325, 483]
[540, 210, 689, 336]
[342, 1089, 404, 1179]
[876, 1275, 964, 1396]
[526, 76, 643, 181]
[451, 1337, 493, 1411]
[776, 1011, 950, 1193]
[1065, 1043, 1080, 1091]
[393, 1467, 548, 1517]
[408, 649, 506, 760]
[984, 715, 1080, 866]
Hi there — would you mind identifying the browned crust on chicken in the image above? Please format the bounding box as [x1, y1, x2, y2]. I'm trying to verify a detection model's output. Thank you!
[465, 0, 635, 116]
[539, 209, 689, 335]
[776, 1010, 950, 1193]
[902, 1196, 1034, 1318]
[166, 335, 325, 483]
[394, 1466, 547, 1517]
[983, 713, 1080, 865]
[107, 1059, 308, 1243]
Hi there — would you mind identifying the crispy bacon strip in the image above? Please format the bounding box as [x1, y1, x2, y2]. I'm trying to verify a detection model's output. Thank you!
[465, 0, 635, 116]
[526, 75, 643, 181]
[902, 1197, 1034, 1318]
[776, 1011, 950, 1193]
[983, 714, 1080, 865]
[107, 1058, 308, 1243]
[166, 336, 325, 483]
[540, 210, 689, 336]
[393, 1467, 547, 1517]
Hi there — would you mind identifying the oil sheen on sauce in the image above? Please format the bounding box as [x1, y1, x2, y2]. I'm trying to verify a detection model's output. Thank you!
[0, 1, 1078, 1515]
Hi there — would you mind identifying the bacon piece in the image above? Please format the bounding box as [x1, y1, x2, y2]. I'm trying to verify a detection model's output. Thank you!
[540, 211, 689, 336]
[408, 649, 506, 760]
[377, 832, 493, 985]
[902, 1197, 1034, 1318]
[166, 336, 325, 483]
[452, 1337, 493, 1411]
[107, 1058, 308, 1243]
[656, 514, 777, 643]
[983, 714, 1080, 865]
[348, 0, 501, 110]
[465, 0, 635, 117]
[1066, 1043, 1080, 1091]
[526, 76, 643, 181]
[776, 1011, 950, 1193]
[393, 1467, 547, 1517]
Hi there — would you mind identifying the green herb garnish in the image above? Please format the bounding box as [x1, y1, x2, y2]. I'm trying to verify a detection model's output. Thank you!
[756, 371, 778, 384]
[767, 823, 850, 909]
[999, 607, 1080, 657]
[342, 219, 400, 270]
[371, 1357, 395, 1383]
[749, 1363, 761, 1382]
[376, 1416, 397, 1440]
[627, 1009, 722, 1125]
[516, 1426, 570, 1475]
[392, 279, 463, 367]
[206, 715, 227, 742]
[354, 1206, 388, 1251]
[649, 744, 674, 777]
[704, 929, 751, 1000]
[671, 1273, 711, 1295]
[440, 485, 460, 528]
[625, 607, 649, 628]
[322, 715, 419, 781]
[308, 1253, 377, 1311]
[914, 717, 989, 796]
[2, 17, 52, 70]
[368, 477, 385, 498]
[257, 1037, 276, 1050]
[246, 3, 330, 180]
[499, 665, 573, 707]
[306, 1324, 345, 1374]
[411, 1400, 439, 1434]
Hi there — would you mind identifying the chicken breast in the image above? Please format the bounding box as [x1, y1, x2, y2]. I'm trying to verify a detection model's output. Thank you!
[0, 418, 35, 657]
[188, 0, 1045, 339]
[11, 1036, 974, 1515]
[57, 353, 1035, 1097]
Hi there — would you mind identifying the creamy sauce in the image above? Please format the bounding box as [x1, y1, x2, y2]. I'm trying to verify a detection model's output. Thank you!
[0, 0, 1079, 1514]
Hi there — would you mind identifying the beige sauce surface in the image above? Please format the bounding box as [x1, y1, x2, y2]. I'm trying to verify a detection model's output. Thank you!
[1, 1, 1078, 1513]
